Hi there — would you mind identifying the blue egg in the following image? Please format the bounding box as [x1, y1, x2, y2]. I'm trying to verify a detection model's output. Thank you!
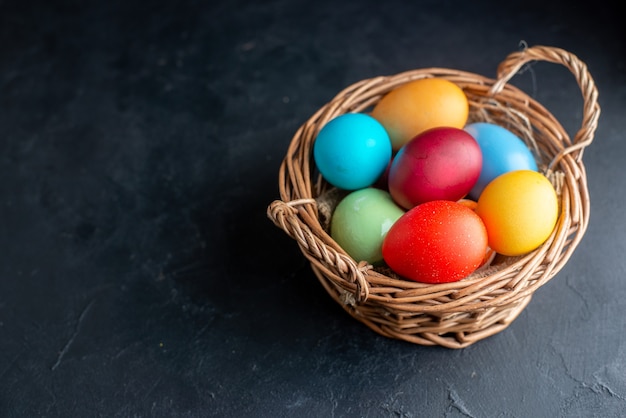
[464, 122, 538, 200]
[313, 113, 392, 190]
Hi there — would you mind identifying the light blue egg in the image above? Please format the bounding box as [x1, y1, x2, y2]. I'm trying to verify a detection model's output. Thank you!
[464, 122, 538, 200]
[313, 113, 392, 190]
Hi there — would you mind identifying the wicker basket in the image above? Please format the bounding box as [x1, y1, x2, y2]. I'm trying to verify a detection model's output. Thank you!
[267, 45, 600, 348]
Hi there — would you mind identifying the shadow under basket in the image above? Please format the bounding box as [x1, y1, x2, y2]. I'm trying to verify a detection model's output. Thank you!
[267, 45, 600, 349]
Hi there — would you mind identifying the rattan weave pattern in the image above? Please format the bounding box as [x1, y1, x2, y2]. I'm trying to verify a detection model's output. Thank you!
[267, 45, 600, 348]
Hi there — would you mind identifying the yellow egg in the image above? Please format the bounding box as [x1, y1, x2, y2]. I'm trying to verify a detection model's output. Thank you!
[475, 170, 559, 256]
[371, 78, 469, 151]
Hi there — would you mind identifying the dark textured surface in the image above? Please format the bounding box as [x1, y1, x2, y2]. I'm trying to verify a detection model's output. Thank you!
[1, 0, 625, 416]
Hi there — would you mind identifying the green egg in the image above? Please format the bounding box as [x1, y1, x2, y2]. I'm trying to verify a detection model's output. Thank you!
[330, 187, 406, 264]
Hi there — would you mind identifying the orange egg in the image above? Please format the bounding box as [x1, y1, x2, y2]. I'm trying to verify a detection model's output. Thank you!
[475, 170, 559, 256]
[371, 78, 469, 151]
[457, 198, 478, 211]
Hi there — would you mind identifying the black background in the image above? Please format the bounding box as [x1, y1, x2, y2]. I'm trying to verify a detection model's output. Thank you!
[1, 0, 625, 416]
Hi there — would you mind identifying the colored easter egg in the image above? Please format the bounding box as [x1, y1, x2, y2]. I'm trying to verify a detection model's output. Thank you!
[313, 113, 392, 190]
[382, 200, 488, 284]
[387, 127, 482, 209]
[464, 122, 538, 200]
[475, 170, 559, 256]
[371, 78, 469, 151]
[331, 188, 405, 264]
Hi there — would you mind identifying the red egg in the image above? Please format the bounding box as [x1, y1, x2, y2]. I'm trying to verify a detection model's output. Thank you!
[382, 200, 488, 284]
[387, 127, 482, 209]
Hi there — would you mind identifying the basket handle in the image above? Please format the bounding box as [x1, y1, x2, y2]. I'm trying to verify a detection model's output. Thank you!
[490, 45, 600, 168]
[267, 199, 371, 303]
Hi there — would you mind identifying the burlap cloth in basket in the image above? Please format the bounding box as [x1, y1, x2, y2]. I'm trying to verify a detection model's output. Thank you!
[267, 45, 600, 349]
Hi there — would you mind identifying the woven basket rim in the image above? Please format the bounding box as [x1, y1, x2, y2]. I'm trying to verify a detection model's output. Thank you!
[267, 45, 600, 348]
